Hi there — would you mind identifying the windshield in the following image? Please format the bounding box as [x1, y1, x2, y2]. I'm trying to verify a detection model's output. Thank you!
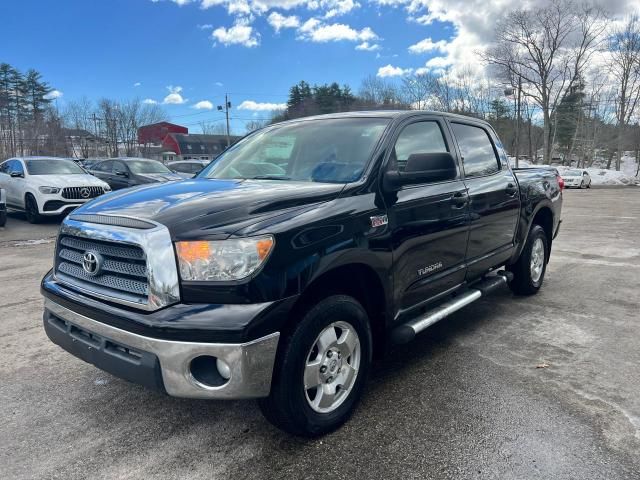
[199, 118, 389, 183]
[566, 169, 583, 176]
[126, 160, 172, 174]
[25, 159, 86, 175]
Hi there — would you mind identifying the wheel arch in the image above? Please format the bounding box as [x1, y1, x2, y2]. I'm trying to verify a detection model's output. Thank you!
[287, 263, 389, 359]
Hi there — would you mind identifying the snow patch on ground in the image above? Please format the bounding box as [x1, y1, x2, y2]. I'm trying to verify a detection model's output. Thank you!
[11, 238, 56, 247]
[508, 156, 640, 186]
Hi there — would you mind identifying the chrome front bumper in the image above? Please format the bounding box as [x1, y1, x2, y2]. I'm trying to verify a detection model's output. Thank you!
[44, 299, 280, 399]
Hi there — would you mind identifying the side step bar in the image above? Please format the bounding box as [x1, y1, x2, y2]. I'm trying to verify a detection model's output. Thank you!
[391, 271, 513, 344]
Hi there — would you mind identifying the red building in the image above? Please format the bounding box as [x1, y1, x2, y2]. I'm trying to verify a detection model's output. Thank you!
[138, 122, 188, 145]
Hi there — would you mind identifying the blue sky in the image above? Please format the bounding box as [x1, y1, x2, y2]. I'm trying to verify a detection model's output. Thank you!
[0, 0, 467, 132]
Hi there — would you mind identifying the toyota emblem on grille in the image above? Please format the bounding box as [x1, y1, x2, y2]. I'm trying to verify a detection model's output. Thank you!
[82, 251, 103, 276]
[80, 187, 91, 198]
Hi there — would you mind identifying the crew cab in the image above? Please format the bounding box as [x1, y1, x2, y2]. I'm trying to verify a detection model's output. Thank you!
[0, 157, 111, 223]
[41, 111, 562, 436]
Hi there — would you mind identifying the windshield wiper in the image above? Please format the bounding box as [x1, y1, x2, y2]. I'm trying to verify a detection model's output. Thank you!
[249, 175, 292, 180]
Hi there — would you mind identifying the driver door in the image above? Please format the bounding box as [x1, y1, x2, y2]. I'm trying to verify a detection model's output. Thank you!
[387, 117, 469, 318]
[111, 161, 131, 189]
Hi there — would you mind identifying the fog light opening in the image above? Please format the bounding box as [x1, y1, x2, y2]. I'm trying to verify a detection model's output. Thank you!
[189, 355, 229, 388]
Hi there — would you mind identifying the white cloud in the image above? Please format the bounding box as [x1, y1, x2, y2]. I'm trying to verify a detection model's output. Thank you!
[143, 98, 158, 105]
[356, 41, 380, 51]
[133, 82, 142, 87]
[44, 90, 63, 100]
[323, 0, 360, 18]
[163, 85, 187, 104]
[298, 21, 378, 43]
[215, 81, 224, 86]
[377, 64, 412, 77]
[237, 100, 286, 111]
[193, 100, 214, 109]
[267, 12, 300, 32]
[408, 37, 448, 54]
[212, 21, 260, 47]
[197, 23, 214, 29]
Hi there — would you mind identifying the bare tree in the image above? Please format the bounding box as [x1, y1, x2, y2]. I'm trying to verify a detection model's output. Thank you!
[244, 119, 268, 133]
[199, 121, 227, 135]
[608, 15, 640, 170]
[482, 0, 604, 164]
[359, 75, 402, 106]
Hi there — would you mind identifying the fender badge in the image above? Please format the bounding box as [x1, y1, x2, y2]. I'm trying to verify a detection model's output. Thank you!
[370, 214, 388, 228]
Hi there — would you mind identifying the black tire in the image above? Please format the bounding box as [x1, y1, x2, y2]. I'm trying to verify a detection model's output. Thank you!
[258, 295, 372, 437]
[507, 224, 548, 295]
[587, 181, 591, 188]
[25, 194, 42, 224]
[0, 209, 6, 227]
[580, 181, 585, 189]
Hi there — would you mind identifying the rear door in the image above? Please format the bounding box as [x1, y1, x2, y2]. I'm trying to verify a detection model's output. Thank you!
[448, 121, 520, 279]
[388, 116, 470, 318]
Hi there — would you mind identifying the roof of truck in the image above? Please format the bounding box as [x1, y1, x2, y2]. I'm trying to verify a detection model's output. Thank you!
[275, 110, 491, 125]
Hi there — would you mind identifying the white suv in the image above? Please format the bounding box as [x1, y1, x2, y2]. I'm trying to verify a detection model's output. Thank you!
[0, 157, 111, 223]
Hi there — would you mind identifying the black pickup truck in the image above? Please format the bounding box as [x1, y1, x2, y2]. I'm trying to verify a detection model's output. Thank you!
[41, 111, 562, 436]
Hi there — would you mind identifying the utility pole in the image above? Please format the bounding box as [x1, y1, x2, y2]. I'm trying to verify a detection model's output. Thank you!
[515, 76, 521, 168]
[217, 94, 231, 148]
[90, 113, 100, 158]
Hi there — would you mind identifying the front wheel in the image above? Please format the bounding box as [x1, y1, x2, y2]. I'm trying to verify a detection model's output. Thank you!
[508, 224, 548, 295]
[0, 209, 6, 227]
[25, 194, 42, 224]
[258, 295, 372, 436]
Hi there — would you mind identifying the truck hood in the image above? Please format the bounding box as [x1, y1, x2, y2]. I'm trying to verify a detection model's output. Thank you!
[74, 178, 345, 239]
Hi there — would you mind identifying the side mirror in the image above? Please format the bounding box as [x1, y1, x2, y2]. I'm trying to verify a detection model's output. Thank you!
[115, 170, 128, 177]
[383, 152, 457, 191]
[10, 171, 23, 178]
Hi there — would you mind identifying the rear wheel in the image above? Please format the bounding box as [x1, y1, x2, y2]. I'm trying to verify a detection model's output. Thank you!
[258, 295, 372, 436]
[25, 194, 42, 224]
[508, 224, 548, 295]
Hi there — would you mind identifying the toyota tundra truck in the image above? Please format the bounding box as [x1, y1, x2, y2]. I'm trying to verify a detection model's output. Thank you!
[41, 111, 562, 436]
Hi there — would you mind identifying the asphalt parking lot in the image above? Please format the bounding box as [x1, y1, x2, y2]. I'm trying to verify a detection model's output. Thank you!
[1, 187, 639, 480]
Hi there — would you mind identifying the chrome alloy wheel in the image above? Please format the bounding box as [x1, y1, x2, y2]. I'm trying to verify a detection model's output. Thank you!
[303, 321, 361, 413]
[530, 237, 545, 283]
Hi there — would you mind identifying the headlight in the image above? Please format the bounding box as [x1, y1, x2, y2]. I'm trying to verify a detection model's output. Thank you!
[175, 236, 274, 281]
[38, 186, 60, 194]
[103, 185, 112, 191]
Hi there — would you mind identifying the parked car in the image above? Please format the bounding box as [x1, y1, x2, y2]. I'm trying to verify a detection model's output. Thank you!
[562, 169, 591, 188]
[0, 187, 6, 227]
[41, 111, 563, 436]
[167, 160, 210, 179]
[0, 157, 111, 223]
[89, 157, 182, 190]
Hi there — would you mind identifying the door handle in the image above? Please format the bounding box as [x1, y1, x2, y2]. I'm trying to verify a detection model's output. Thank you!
[452, 191, 469, 209]
[505, 183, 518, 196]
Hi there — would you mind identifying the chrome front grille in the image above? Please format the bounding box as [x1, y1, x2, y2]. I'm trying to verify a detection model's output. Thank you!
[62, 186, 104, 200]
[55, 234, 149, 304]
[55, 217, 180, 311]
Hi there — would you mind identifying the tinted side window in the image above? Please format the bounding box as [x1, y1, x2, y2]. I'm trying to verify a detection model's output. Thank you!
[94, 161, 111, 172]
[0, 161, 10, 174]
[451, 123, 500, 177]
[112, 161, 126, 173]
[392, 121, 449, 172]
[171, 164, 190, 173]
[10, 160, 24, 175]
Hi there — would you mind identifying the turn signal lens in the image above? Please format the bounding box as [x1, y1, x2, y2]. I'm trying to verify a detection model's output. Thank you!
[175, 236, 275, 281]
